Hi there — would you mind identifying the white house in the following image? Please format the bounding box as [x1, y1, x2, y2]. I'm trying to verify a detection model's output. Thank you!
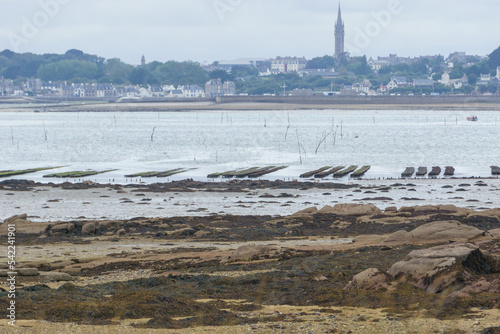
[270, 57, 307, 73]
[96, 84, 116, 98]
[179, 85, 205, 98]
[387, 76, 408, 90]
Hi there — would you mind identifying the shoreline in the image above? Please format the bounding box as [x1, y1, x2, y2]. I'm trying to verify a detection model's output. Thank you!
[1, 95, 500, 112]
[2, 178, 500, 222]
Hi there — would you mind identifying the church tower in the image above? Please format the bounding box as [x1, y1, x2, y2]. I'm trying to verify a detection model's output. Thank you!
[141, 55, 146, 66]
[334, 4, 345, 58]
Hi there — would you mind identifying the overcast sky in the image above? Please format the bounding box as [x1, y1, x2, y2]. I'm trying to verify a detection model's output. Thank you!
[1, 0, 499, 65]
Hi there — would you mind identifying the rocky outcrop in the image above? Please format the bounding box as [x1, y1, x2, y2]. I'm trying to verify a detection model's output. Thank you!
[222, 245, 274, 263]
[82, 222, 97, 236]
[0, 268, 74, 282]
[319, 204, 382, 217]
[344, 268, 392, 290]
[383, 221, 485, 245]
[290, 206, 318, 217]
[388, 243, 499, 293]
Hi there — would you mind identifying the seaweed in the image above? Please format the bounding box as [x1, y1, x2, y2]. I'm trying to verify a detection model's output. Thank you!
[351, 165, 371, 178]
[401, 167, 415, 178]
[333, 165, 358, 178]
[300, 166, 333, 178]
[0, 166, 62, 178]
[315, 166, 345, 178]
[416, 167, 428, 177]
[44, 170, 117, 178]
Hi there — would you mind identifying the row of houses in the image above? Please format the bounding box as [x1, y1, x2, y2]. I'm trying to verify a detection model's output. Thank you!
[0, 78, 238, 99]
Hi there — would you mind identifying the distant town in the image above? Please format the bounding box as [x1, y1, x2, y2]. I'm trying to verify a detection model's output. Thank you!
[2, 51, 499, 101]
[1, 5, 499, 100]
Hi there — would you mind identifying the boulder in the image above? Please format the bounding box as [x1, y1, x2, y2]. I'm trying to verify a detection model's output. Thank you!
[398, 206, 415, 213]
[383, 230, 413, 245]
[18, 268, 39, 276]
[290, 206, 318, 217]
[344, 268, 392, 290]
[319, 204, 382, 216]
[39, 272, 76, 282]
[99, 220, 123, 231]
[384, 206, 398, 213]
[194, 230, 211, 238]
[388, 243, 498, 293]
[168, 227, 196, 237]
[4, 214, 28, 224]
[0, 214, 42, 234]
[82, 222, 97, 236]
[50, 223, 75, 235]
[384, 221, 484, 245]
[223, 245, 273, 263]
[0, 269, 8, 277]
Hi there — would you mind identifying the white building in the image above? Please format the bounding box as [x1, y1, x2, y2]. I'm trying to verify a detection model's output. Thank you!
[96, 84, 116, 97]
[270, 57, 307, 73]
[222, 81, 236, 95]
[386, 76, 408, 90]
[179, 85, 205, 98]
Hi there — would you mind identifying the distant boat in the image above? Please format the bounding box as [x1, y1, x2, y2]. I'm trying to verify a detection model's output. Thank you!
[34, 107, 46, 113]
[467, 116, 478, 121]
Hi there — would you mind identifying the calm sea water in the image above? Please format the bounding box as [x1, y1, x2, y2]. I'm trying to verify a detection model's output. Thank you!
[1, 109, 499, 181]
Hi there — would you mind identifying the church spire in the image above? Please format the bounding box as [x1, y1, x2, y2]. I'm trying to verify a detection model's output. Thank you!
[334, 3, 345, 58]
[337, 3, 343, 26]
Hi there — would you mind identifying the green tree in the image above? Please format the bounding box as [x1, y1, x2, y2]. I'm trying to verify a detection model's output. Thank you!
[449, 64, 464, 79]
[37, 60, 99, 81]
[488, 45, 500, 69]
[468, 73, 477, 86]
[345, 56, 372, 76]
[231, 65, 258, 78]
[306, 55, 336, 69]
[103, 58, 133, 84]
[209, 69, 233, 82]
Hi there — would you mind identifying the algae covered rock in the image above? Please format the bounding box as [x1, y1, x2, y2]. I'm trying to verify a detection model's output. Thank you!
[344, 268, 392, 291]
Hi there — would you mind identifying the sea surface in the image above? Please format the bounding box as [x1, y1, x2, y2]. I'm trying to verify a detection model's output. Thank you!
[1, 109, 499, 182]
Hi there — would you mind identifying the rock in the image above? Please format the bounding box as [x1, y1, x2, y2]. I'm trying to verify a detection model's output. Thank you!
[290, 206, 318, 217]
[39, 272, 76, 282]
[116, 229, 126, 236]
[383, 230, 413, 245]
[4, 213, 28, 224]
[194, 230, 211, 238]
[82, 222, 97, 236]
[0, 214, 42, 234]
[489, 229, 500, 238]
[459, 277, 500, 294]
[319, 204, 382, 216]
[398, 206, 415, 213]
[384, 221, 485, 245]
[344, 268, 392, 290]
[482, 327, 500, 334]
[223, 245, 273, 263]
[388, 243, 498, 293]
[168, 227, 196, 237]
[99, 220, 123, 231]
[50, 223, 75, 235]
[18, 268, 39, 276]
[0, 269, 8, 277]
[467, 209, 500, 224]
[384, 206, 398, 213]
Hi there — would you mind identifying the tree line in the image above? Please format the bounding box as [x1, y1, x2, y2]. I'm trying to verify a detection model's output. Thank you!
[1, 45, 499, 95]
